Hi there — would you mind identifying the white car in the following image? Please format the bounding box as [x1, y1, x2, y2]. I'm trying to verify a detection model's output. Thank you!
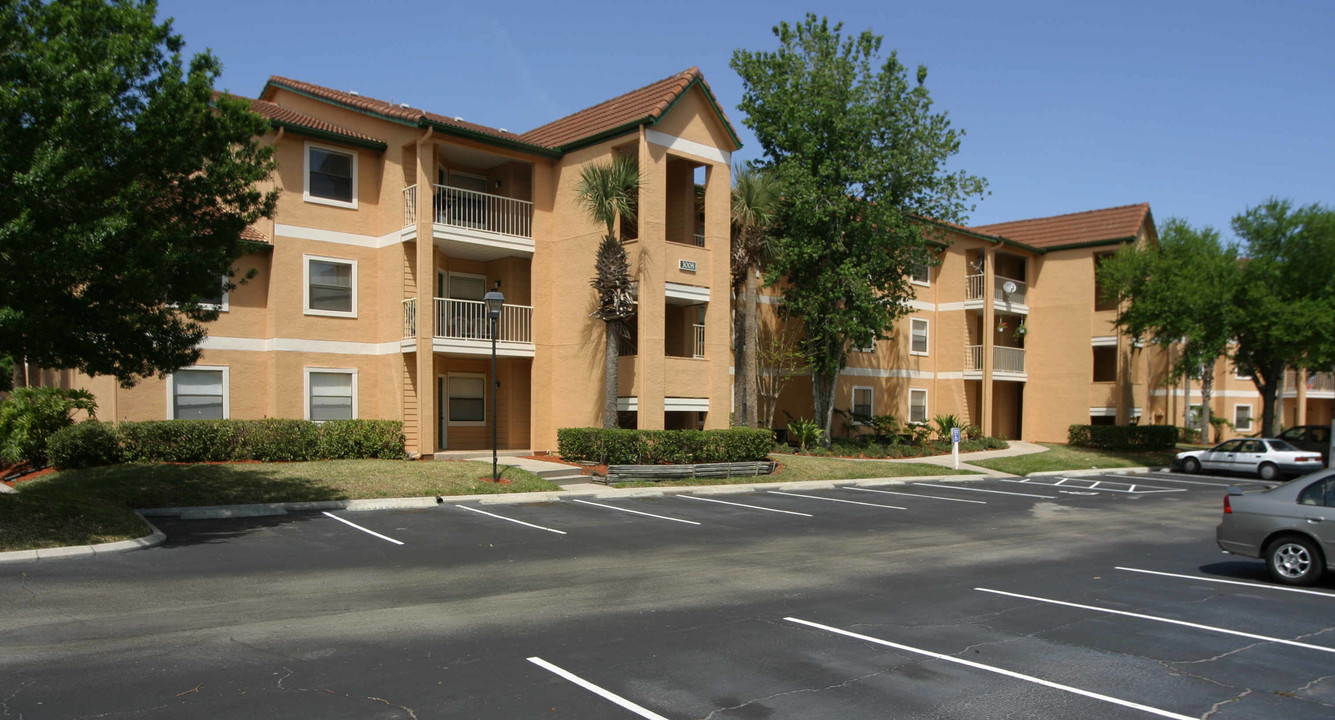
[1176, 438, 1324, 481]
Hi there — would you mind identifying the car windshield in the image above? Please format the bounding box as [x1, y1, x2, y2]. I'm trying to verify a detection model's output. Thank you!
[1267, 440, 1300, 452]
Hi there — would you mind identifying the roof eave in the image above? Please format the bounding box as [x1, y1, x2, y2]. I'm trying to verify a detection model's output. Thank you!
[650, 76, 743, 151]
[919, 217, 1047, 254]
[423, 118, 562, 159]
[261, 79, 419, 127]
[1043, 236, 1137, 252]
[269, 119, 387, 152]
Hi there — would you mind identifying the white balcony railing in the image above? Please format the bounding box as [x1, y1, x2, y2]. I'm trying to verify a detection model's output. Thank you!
[965, 345, 983, 371]
[995, 275, 1027, 305]
[434, 298, 532, 343]
[429, 185, 532, 238]
[966, 274, 985, 300]
[402, 298, 417, 338]
[693, 323, 706, 358]
[693, 233, 705, 247]
[1285, 370, 1335, 394]
[994, 346, 1026, 373]
[403, 185, 417, 228]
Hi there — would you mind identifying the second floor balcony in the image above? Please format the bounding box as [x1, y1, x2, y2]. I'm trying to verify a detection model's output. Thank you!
[964, 345, 1026, 380]
[402, 297, 534, 357]
[1283, 370, 1335, 398]
[403, 184, 534, 260]
[965, 274, 1028, 308]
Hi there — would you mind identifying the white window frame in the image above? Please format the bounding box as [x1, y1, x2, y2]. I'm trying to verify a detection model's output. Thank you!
[1233, 403, 1253, 433]
[854, 340, 875, 353]
[851, 386, 874, 420]
[303, 141, 358, 209]
[199, 285, 229, 313]
[166, 365, 230, 420]
[910, 318, 930, 356]
[303, 254, 358, 318]
[909, 262, 931, 287]
[446, 372, 487, 426]
[304, 367, 358, 422]
[1233, 365, 1250, 381]
[1186, 403, 1203, 425]
[909, 388, 928, 425]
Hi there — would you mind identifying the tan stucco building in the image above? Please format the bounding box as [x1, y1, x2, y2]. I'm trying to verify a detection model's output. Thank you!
[65, 68, 741, 455]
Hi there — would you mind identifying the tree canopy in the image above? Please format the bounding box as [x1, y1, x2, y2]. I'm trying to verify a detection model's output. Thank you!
[731, 14, 986, 439]
[0, 0, 276, 387]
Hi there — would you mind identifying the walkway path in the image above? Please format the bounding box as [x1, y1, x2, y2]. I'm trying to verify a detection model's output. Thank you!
[775, 440, 1050, 477]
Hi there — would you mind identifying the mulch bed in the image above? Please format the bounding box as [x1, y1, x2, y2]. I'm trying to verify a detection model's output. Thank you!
[1, 461, 56, 487]
[521, 454, 606, 476]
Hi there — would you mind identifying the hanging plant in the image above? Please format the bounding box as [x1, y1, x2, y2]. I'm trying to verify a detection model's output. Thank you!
[996, 318, 1008, 334]
[1014, 321, 1027, 338]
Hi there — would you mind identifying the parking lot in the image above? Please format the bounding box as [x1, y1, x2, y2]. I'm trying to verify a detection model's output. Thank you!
[3, 469, 1333, 718]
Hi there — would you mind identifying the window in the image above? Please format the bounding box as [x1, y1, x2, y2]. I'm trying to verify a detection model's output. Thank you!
[304, 255, 357, 317]
[908, 388, 928, 424]
[448, 374, 486, 424]
[1233, 365, 1250, 380]
[1186, 404, 1203, 426]
[304, 142, 357, 208]
[306, 369, 357, 422]
[910, 263, 930, 286]
[1092, 346, 1117, 382]
[852, 386, 873, 419]
[168, 366, 228, 420]
[1234, 404, 1253, 433]
[910, 318, 929, 356]
[200, 276, 229, 312]
[1298, 477, 1335, 507]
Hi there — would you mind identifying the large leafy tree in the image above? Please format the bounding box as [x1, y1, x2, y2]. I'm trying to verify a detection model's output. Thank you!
[0, 0, 276, 388]
[1230, 199, 1335, 436]
[730, 166, 780, 428]
[576, 155, 640, 428]
[1098, 218, 1238, 440]
[732, 15, 986, 442]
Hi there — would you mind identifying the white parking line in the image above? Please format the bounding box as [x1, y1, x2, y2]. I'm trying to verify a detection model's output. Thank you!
[977, 587, 1335, 654]
[1139, 472, 1273, 487]
[846, 487, 986, 504]
[458, 505, 567, 535]
[784, 617, 1195, 720]
[570, 499, 701, 525]
[527, 657, 669, 720]
[321, 511, 404, 545]
[1000, 477, 1185, 495]
[1115, 567, 1335, 599]
[911, 482, 1057, 499]
[766, 490, 905, 510]
[679, 494, 813, 516]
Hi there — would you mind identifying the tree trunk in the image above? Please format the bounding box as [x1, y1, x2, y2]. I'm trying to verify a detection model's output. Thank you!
[604, 320, 619, 429]
[732, 292, 748, 426]
[12, 354, 27, 389]
[1200, 363, 1215, 442]
[1256, 360, 1285, 437]
[812, 369, 836, 449]
[743, 268, 760, 429]
[1184, 373, 1192, 440]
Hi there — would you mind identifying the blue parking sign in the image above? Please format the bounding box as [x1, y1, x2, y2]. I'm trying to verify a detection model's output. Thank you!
[951, 428, 961, 443]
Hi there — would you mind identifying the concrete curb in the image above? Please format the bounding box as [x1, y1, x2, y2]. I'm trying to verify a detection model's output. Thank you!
[0, 512, 166, 564]
[1028, 467, 1156, 477]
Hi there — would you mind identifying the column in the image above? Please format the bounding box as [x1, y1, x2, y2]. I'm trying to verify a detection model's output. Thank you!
[415, 136, 436, 455]
[980, 247, 996, 436]
[1297, 368, 1308, 426]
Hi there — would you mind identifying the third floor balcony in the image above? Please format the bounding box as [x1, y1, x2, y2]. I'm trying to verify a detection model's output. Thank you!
[402, 184, 534, 261]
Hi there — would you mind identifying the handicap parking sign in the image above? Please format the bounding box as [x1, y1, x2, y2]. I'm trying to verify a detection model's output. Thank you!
[951, 428, 961, 443]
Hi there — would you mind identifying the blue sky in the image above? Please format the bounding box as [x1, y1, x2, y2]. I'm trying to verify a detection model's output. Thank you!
[161, 0, 1333, 235]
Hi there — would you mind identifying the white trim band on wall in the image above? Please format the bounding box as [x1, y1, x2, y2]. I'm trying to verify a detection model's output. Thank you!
[665, 397, 709, 412]
[1091, 336, 1118, 347]
[1090, 406, 1143, 417]
[617, 397, 638, 412]
[645, 129, 731, 165]
[199, 336, 401, 355]
[665, 282, 711, 304]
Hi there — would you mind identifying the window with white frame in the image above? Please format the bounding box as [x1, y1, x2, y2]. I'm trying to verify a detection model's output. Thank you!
[852, 386, 873, 419]
[1233, 365, 1250, 380]
[448, 374, 486, 424]
[910, 262, 931, 286]
[1234, 404, 1253, 432]
[306, 368, 357, 422]
[854, 339, 875, 353]
[169, 366, 229, 420]
[304, 142, 357, 208]
[305, 255, 357, 317]
[200, 276, 229, 312]
[909, 388, 928, 424]
[1186, 404, 1203, 426]
[910, 318, 929, 356]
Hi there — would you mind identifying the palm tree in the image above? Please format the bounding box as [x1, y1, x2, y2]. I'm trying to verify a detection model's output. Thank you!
[576, 155, 640, 428]
[730, 167, 780, 428]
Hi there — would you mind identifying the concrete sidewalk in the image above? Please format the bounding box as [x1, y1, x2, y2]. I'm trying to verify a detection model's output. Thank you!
[775, 440, 1050, 477]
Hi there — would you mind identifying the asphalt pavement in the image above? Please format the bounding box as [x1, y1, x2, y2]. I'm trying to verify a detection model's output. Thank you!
[2, 469, 1331, 719]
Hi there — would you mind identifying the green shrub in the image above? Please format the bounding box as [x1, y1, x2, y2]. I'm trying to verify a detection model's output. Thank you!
[0, 387, 97, 466]
[119, 420, 242, 462]
[1068, 423, 1177, 451]
[319, 420, 406, 460]
[47, 420, 121, 469]
[787, 418, 823, 452]
[557, 427, 773, 464]
[1175, 426, 1202, 444]
[240, 419, 319, 462]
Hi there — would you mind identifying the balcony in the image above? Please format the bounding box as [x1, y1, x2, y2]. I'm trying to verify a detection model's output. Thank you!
[1283, 370, 1335, 398]
[401, 297, 534, 357]
[692, 323, 705, 359]
[965, 274, 1028, 310]
[401, 184, 534, 261]
[964, 345, 1026, 380]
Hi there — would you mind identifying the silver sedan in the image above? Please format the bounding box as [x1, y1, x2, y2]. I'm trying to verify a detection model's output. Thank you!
[1175, 438, 1324, 481]
[1217, 471, 1335, 585]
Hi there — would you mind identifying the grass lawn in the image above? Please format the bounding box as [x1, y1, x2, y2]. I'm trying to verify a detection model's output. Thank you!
[0, 460, 556, 552]
[968, 443, 1182, 476]
[612, 453, 976, 487]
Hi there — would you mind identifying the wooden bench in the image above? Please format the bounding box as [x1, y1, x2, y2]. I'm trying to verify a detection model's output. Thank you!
[601, 461, 777, 484]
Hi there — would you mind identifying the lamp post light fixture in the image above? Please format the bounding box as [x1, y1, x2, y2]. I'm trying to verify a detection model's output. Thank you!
[483, 286, 505, 482]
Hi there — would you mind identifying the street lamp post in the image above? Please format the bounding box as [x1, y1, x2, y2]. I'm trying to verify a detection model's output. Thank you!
[483, 286, 505, 482]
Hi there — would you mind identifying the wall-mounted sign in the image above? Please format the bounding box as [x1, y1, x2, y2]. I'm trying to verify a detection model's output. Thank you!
[679, 259, 697, 273]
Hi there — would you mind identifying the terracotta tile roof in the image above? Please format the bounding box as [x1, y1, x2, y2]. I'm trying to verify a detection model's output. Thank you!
[518, 67, 738, 150]
[971, 203, 1152, 249]
[240, 225, 270, 244]
[242, 96, 386, 148]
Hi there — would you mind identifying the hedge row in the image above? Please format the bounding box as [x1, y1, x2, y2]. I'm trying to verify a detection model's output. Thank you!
[557, 427, 774, 465]
[47, 419, 406, 469]
[823, 436, 1009, 458]
[1067, 423, 1178, 451]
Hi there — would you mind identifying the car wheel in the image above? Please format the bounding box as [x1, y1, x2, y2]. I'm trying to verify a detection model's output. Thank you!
[1183, 457, 1201, 474]
[1258, 462, 1280, 482]
[1266, 535, 1324, 586]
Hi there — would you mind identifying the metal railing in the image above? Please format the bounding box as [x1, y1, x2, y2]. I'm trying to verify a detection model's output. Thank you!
[693, 233, 705, 247]
[965, 345, 983, 371]
[966, 274, 985, 300]
[995, 275, 1027, 305]
[1286, 370, 1335, 393]
[429, 185, 532, 238]
[402, 298, 417, 338]
[994, 346, 1026, 373]
[434, 298, 532, 343]
[402, 185, 417, 227]
[693, 323, 705, 358]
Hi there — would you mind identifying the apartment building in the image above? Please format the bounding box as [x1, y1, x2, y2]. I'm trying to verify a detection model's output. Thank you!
[68, 68, 741, 456]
